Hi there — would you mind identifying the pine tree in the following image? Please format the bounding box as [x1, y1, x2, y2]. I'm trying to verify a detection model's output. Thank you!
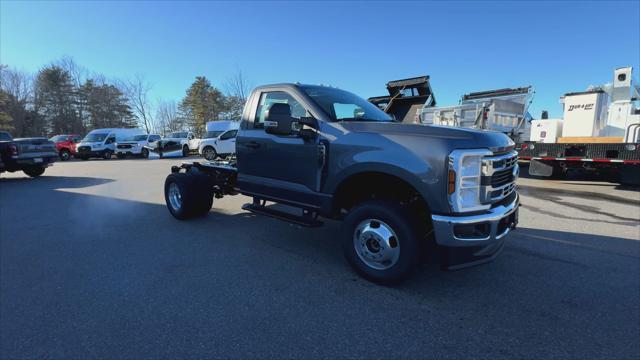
[35, 65, 81, 135]
[179, 76, 225, 137]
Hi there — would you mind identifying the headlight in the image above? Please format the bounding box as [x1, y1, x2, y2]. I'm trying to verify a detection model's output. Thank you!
[448, 149, 492, 213]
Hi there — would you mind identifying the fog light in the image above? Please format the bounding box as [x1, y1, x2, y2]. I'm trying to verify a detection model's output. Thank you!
[454, 223, 490, 239]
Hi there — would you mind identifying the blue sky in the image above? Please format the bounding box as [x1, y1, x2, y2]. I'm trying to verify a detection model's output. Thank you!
[1, 0, 639, 117]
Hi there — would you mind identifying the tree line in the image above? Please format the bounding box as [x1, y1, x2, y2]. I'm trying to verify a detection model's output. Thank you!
[0, 57, 250, 138]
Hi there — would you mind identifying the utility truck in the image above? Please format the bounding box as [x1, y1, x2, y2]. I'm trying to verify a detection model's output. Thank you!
[163, 83, 520, 284]
[518, 67, 640, 184]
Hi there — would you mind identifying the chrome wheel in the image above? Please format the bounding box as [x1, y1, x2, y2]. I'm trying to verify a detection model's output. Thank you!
[168, 182, 182, 211]
[203, 147, 216, 160]
[353, 219, 400, 270]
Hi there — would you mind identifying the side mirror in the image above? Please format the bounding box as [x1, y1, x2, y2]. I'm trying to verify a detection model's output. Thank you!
[297, 117, 319, 139]
[265, 103, 295, 135]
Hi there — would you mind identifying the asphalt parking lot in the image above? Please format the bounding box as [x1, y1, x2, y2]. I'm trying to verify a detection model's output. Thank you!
[1, 158, 639, 359]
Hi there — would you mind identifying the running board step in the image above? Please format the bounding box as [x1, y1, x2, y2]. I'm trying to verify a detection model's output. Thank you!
[241, 203, 323, 227]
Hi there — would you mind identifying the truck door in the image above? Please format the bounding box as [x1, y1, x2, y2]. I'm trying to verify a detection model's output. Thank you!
[218, 130, 237, 155]
[237, 90, 324, 208]
[188, 132, 199, 150]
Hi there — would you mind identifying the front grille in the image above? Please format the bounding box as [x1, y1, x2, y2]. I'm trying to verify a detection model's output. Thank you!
[481, 151, 518, 204]
[78, 146, 91, 152]
[491, 169, 514, 187]
[117, 144, 132, 149]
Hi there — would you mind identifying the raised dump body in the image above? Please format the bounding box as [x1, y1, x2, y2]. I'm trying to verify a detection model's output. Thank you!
[368, 76, 436, 123]
[419, 86, 533, 143]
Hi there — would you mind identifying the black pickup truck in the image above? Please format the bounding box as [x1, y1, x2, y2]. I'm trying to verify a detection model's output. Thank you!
[0, 131, 58, 177]
[163, 84, 520, 284]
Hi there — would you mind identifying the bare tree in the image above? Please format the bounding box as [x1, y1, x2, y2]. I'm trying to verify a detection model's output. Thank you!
[57, 56, 88, 88]
[155, 99, 180, 135]
[121, 74, 154, 133]
[224, 67, 252, 102]
[0, 66, 39, 136]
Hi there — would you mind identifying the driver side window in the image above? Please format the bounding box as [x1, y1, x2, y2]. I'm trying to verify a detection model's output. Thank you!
[105, 136, 116, 144]
[220, 130, 237, 140]
[254, 91, 307, 129]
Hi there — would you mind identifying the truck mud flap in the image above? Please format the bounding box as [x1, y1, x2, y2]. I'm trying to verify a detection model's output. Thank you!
[528, 159, 554, 177]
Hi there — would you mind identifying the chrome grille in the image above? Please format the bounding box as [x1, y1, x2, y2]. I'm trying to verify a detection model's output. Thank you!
[481, 150, 518, 204]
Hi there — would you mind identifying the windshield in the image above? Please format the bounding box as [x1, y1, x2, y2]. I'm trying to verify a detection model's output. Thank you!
[167, 132, 188, 138]
[49, 135, 67, 142]
[302, 86, 392, 122]
[123, 135, 148, 141]
[83, 133, 108, 142]
[0, 132, 12, 141]
[204, 130, 224, 139]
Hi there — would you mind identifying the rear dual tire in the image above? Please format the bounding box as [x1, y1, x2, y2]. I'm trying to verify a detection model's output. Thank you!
[164, 173, 214, 220]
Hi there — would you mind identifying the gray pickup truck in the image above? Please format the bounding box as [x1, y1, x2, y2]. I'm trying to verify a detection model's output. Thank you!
[0, 131, 58, 177]
[163, 84, 520, 283]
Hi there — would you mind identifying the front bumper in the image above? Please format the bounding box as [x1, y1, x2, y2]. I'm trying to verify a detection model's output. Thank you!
[431, 194, 519, 270]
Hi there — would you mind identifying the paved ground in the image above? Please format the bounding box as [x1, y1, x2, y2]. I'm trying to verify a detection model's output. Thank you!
[1, 158, 639, 359]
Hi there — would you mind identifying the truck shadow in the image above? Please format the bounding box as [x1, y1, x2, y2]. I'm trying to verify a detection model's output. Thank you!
[0, 174, 114, 187]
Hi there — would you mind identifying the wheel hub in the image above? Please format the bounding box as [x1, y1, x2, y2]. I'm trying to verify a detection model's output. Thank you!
[353, 219, 400, 270]
[168, 183, 182, 210]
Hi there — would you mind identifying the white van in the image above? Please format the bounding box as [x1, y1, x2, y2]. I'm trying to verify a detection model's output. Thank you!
[198, 121, 240, 160]
[76, 128, 145, 160]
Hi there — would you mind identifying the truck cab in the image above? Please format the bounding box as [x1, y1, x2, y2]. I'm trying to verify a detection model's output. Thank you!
[164, 83, 520, 284]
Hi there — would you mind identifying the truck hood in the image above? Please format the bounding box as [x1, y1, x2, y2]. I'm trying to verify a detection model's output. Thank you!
[340, 122, 515, 153]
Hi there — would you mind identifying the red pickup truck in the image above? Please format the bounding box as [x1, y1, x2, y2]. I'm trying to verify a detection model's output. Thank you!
[49, 134, 82, 161]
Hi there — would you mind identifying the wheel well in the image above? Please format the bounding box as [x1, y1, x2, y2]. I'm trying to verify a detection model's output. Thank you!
[203, 145, 214, 151]
[332, 172, 431, 220]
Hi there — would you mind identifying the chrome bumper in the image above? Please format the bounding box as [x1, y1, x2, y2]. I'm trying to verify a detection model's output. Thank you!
[431, 194, 519, 248]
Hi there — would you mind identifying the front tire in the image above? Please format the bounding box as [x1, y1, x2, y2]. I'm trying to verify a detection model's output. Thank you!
[342, 200, 421, 285]
[59, 149, 71, 161]
[202, 146, 217, 161]
[23, 166, 46, 178]
[141, 148, 149, 158]
[182, 145, 189, 157]
[103, 150, 113, 160]
[164, 173, 214, 220]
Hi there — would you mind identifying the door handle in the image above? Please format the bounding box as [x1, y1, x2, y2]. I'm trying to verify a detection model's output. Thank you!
[246, 141, 260, 149]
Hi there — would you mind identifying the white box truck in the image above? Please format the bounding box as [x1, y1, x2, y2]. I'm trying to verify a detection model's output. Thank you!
[519, 67, 640, 184]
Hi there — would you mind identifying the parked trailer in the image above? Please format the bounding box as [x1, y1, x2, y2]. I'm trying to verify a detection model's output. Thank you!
[519, 67, 640, 184]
